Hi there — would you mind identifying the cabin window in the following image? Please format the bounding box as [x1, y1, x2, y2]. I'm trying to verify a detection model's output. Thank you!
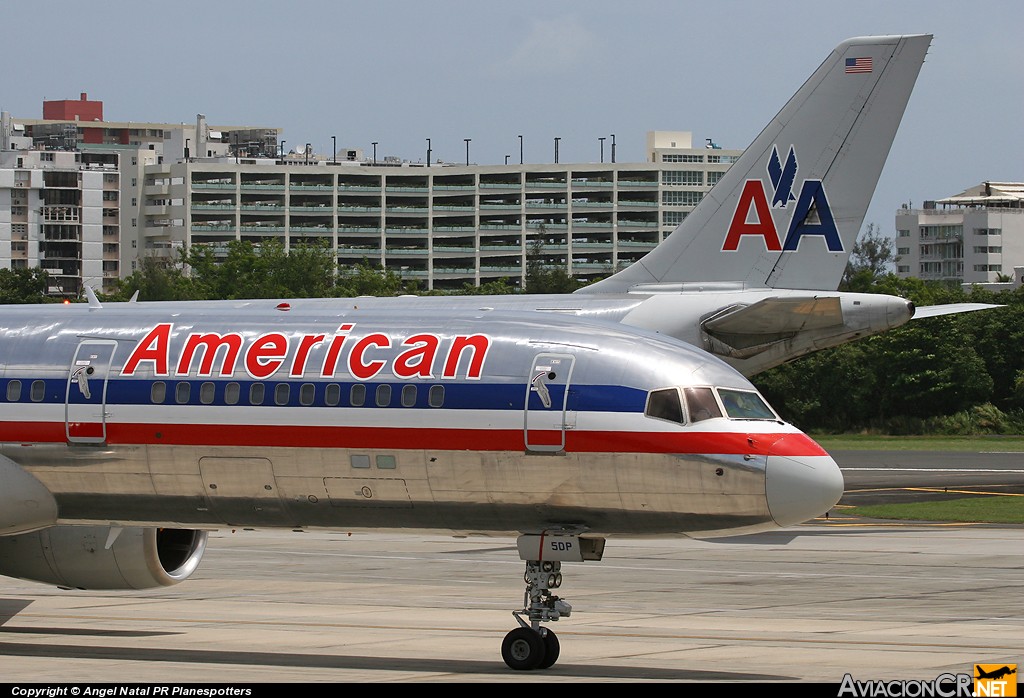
[225, 382, 240, 405]
[249, 383, 265, 405]
[6, 380, 21, 401]
[200, 382, 215, 404]
[645, 388, 684, 425]
[684, 387, 723, 423]
[376, 455, 396, 469]
[350, 384, 366, 407]
[300, 383, 315, 406]
[325, 383, 341, 406]
[428, 385, 444, 408]
[275, 383, 290, 406]
[376, 384, 392, 407]
[351, 454, 371, 469]
[718, 388, 777, 420]
[175, 382, 191, 404]
[401, 384, 417, 407]
[31, 380, 45, 402]
[151, 381, 167, 404]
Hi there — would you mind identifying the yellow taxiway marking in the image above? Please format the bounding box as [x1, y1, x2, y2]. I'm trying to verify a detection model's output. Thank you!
[844, 486, 1023, 496]
[903, 486, 1024, 497]
[816, 521, 985, 528]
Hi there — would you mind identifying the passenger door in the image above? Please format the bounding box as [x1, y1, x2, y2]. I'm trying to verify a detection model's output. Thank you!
[524, 353, 575, 453]
[65, 340, 117, 444]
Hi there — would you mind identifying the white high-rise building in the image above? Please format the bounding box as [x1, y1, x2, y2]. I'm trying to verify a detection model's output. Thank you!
[895, 182, 1024, 286]
[0, 148, 119, 295]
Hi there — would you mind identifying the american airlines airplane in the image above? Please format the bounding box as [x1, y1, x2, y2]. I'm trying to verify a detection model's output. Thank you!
[0, 303, 842, 671]
[0, 34, 977, 672]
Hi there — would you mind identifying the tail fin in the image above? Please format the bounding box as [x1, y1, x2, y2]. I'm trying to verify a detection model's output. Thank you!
[581, 34, 931, 294]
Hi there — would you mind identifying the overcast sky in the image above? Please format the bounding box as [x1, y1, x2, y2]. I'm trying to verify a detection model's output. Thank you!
[6, 0, 1021, 236]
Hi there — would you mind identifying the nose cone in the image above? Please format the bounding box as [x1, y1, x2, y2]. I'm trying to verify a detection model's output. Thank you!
[766, 440, 844, 527]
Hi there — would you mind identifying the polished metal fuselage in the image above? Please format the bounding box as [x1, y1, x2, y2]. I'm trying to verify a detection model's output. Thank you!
[0, 303, 796, 538]
[7, 443, 772, 537]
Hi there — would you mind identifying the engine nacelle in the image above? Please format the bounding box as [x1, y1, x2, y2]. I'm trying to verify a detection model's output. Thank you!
[0, 454, 58, 535]
[0, 526, 208, 590]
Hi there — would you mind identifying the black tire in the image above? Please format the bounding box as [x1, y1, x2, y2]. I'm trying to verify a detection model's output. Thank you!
[537, 628, 560, 669]
[501, 627, 547, 671]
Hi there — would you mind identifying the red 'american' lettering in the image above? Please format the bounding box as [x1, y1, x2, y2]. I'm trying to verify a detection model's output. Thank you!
[120, 323, 491, 381]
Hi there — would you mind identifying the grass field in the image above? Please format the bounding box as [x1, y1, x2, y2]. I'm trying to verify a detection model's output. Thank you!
[821, 434, 1024, 523]
[846, 496, 1024, 525]
[816, 435, 1024, 451]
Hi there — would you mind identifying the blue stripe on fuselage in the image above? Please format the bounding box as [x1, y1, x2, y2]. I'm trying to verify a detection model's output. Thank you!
[0, 377, 647, 413]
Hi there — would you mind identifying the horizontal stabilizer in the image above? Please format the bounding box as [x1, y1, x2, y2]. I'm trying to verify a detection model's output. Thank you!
[704, 296, 843, 336]
[911, 303, 1002, 319]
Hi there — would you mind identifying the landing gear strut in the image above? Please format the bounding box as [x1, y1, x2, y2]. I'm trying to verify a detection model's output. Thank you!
[501, 533, 605, 671]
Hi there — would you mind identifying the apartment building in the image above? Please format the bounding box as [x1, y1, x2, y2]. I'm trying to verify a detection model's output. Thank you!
[895, 182, 1024, 285]
[0, 147, 119, 295]
[142, 131, 740, 290]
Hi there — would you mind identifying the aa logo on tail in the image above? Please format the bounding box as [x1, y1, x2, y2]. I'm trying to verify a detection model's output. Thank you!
[722, 145, 843, 252]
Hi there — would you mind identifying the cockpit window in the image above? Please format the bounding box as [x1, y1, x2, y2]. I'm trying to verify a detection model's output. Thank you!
[684, 387, 723, 423]
[718, 388, 777, 420]
[645, 388, 684, 425]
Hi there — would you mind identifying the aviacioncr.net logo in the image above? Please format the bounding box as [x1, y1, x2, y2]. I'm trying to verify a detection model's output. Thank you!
[838, 672, 973, 697]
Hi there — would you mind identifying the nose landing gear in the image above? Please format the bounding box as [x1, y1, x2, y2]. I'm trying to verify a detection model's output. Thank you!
[501, 533, 604, 671]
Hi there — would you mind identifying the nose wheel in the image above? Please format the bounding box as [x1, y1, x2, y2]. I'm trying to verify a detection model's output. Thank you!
[502, 625, 560, 671]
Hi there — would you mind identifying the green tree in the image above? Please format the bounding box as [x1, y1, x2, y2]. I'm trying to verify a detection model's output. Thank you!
[334, 259, 408, 297]
[113, 256, 196, 301]
[185, 239, 336, 299]
[869, 318, 992, 419]
[955, 302, 1024, 410]
[116, 240, 338, 301]
[0, 267, 51, 303]
[840, 223, 898, 291]
[756, 342, 878, 430]
[456, 278, 518, 296]
[524, 239, 583, 294]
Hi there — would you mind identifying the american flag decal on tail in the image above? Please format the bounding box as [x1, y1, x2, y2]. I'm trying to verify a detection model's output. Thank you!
[845, 57, 872, 74]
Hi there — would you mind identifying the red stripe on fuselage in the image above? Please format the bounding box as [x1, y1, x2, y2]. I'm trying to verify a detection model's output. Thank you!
[0, 421, 828, 457]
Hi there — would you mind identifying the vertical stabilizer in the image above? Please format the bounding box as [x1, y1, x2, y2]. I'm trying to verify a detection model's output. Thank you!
[581, 34, 931, 293]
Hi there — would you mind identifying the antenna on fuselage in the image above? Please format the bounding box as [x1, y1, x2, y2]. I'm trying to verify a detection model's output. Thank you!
[84, 285, 103, 309]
